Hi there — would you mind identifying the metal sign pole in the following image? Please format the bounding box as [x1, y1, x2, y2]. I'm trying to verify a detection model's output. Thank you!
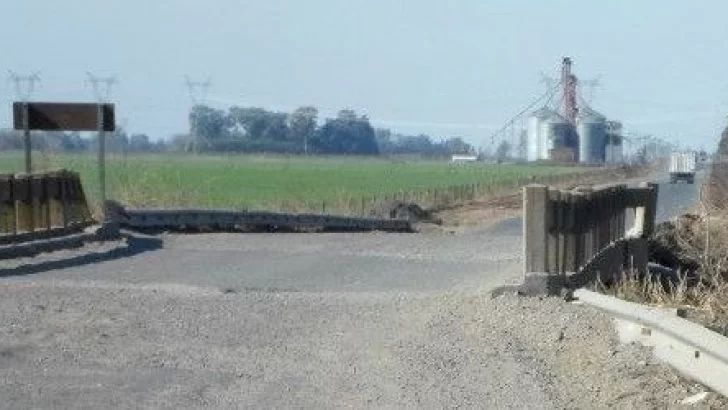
[23, 103, 31, 173]
[98, 104, 107, 218]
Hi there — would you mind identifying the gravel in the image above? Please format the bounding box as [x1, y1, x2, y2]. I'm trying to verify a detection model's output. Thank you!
[1, 260, 724, 408]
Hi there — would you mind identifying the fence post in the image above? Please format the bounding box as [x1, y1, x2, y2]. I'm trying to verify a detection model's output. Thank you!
[573, 187, 593, 268]
[31, 173, 49, 231]
[47, 171, 62, 228]
[642, 182, 658, 237]
[13, 173, 33, 233]
[524, 184, 550, 274]
[60, 171, 71, 227]
[548, 189, 562, 275]
[617, 185, 627, 240]
[598, 188, 610, 250]
[0, 174, 15, 234]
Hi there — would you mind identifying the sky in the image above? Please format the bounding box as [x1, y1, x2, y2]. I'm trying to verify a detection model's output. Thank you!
[2, 0, 728, 151]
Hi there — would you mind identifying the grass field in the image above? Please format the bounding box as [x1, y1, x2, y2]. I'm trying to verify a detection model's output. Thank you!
[0, 152, 583, 213]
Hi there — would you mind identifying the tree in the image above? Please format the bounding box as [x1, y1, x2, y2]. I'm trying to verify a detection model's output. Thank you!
[129, 133, 153, 152]
[107, 127, 129, 153]
[228, 106, 290, 141]
[443, 137, 473, 155]
[395, 135, 435, 155]
[289, 106, 318, 154]
[374, 128, 393, 153]
[170, 134, 193, 152]
[190, 104, 229, 142]
[718, 126, 728, 157]
[337, 109, 358, 122]
[312, 111, 379, 155]
[495, 140, 512, 160]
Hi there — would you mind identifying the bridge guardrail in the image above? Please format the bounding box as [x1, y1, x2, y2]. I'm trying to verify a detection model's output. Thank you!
[0, 170, 94, 245]
[523, 181, 658, 291]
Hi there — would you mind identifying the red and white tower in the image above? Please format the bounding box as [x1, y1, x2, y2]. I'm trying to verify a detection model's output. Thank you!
[561, 57, 578, 125]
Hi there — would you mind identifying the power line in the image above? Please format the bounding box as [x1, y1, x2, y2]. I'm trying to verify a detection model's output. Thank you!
[7, 71, 41, 102]
[484, 82, 561, 149]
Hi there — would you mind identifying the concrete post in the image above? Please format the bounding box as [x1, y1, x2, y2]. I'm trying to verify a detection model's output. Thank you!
[524, 185, 550, 274]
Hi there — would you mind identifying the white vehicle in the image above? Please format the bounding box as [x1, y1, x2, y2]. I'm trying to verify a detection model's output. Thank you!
[669, 151, 697, 184]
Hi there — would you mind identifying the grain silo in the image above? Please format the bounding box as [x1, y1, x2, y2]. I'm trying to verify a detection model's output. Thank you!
[541, 111, 572, 160]
[527, 107, 556, 161]
[605, 121, 624, 164]
[577, 108, 607, 164]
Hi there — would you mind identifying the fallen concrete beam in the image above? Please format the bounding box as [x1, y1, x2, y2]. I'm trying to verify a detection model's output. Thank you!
[114, 207, 413, 233]
[0, 223, 120, 260]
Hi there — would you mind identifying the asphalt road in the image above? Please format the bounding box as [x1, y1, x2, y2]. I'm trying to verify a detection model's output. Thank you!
[0, 169, 716, 408]
[483, 170, 705, 237]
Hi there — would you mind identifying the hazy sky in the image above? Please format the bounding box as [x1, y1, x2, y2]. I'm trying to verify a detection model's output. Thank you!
[2, 0, 728, 150]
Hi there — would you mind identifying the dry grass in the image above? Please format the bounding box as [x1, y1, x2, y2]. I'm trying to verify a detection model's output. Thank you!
[598, 205, 728, 331]
[600, 270, 728, 325]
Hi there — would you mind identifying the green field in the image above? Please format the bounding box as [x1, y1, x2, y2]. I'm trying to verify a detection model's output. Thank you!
[0, 152, 582, 213]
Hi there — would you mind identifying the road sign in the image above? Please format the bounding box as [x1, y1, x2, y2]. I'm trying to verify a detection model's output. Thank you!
[13, 102, 115, 132]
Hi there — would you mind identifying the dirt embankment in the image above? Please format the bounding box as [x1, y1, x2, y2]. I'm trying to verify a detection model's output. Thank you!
[434, 165, 653, 230]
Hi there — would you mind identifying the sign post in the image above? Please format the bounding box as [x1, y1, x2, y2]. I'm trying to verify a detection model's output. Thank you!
[13, 101, 115, 219]
[22, 103, 31, 173]
[97, 104, 107, 209]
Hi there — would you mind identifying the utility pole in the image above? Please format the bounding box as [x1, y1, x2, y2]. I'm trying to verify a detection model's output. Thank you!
[8, 71, 41, 173]
[85, 72, 117, 209]
[185, 76, 211, 154]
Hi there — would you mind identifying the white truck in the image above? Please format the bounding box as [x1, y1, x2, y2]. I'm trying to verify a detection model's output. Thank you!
[669, 151, 697, 184]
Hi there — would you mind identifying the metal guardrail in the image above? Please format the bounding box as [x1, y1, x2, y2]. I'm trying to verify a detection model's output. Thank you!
[0, 170, 94, 244]
[107, 203, 412, 233]
[523, 182, 659, 285]
[574, 289, 728, 397]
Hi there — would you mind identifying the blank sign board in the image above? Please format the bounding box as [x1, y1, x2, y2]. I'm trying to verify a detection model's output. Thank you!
[13, 102, 115, 132]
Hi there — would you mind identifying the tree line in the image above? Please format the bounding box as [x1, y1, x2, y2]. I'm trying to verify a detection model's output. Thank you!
[0, 104, 476, 157]
[184, 104, 475, 157]
[0, 128, 163, 153]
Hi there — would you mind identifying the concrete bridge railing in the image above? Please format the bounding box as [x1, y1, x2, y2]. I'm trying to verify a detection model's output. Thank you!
[523, 181, 659, 293]
[0, 170, 94, 245]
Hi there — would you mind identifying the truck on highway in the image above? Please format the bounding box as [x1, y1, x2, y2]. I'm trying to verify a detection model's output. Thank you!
[669, 151, 697, 184]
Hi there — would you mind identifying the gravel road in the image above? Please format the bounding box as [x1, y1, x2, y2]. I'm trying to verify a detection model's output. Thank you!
[0, 171, 723, 408]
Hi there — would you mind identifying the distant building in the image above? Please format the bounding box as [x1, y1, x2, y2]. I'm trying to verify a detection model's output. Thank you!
[451, 155, 478, 163]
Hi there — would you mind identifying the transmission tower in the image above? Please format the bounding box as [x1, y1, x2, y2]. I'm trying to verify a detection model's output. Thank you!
[184, 77, 212, 154]
[185, 76, 212, 106]
[8, 71, 41, 101]
[85, 72, 117, 103]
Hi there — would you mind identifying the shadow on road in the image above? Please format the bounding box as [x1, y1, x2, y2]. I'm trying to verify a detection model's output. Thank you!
[0, 235, 163, 278]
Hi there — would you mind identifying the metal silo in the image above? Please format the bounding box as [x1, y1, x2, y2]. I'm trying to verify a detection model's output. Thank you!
[527, 107, 554, 161]
[526, 116, 541, 162]
[577, 108, 607, 164]
[541, 111, 570, 160]
[605, 121, 623, 164]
